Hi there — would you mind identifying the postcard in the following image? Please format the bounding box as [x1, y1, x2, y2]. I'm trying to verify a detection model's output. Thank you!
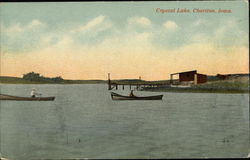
[0, 1, 249, 159]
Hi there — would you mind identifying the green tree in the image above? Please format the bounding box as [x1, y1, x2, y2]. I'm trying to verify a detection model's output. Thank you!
[23, 72, 41, 81]
[23, 72, 64, 83]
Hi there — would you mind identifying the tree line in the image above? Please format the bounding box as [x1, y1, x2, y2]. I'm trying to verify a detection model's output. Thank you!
[23, 72, 64, 83]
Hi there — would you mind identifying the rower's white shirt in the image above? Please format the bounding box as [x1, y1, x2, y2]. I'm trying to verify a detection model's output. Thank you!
[31, 90, 37, 96]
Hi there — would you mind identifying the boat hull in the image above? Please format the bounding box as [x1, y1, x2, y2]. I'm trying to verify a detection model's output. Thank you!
[0, 94, 55, 101]
[111, 92, 163, 100]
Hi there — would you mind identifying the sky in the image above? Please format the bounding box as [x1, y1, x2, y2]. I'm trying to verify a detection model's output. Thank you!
[0, 1, 249, 80]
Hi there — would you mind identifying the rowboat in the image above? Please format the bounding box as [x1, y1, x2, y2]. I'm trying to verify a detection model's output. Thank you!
[111, 92, 163, 100]
[0, 94, 55, 101]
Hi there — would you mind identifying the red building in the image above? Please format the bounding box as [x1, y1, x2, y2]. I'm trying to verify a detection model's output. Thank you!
[170, 70, 207, 85]
[216, 74, 231, 80]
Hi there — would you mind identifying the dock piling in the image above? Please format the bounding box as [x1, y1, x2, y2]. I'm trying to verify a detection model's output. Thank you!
[108, 73, 112, 90]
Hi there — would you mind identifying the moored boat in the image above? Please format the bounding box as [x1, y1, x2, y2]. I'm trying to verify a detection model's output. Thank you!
[0, 94, 55, 101]
[111, 92, 163, 100]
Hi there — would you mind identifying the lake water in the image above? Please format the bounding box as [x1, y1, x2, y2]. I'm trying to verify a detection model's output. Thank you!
[0, 84, 249, 159]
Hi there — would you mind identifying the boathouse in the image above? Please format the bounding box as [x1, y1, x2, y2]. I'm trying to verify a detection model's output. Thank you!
[216, 74, 231, 80]
[170, 70, 207, 85]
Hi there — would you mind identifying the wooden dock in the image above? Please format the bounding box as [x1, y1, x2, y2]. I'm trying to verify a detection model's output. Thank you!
[108, 73, 168, 90]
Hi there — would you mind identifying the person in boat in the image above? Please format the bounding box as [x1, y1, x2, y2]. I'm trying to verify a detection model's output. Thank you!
[129, 90, 135, 97]
[31, 88, 42, 98]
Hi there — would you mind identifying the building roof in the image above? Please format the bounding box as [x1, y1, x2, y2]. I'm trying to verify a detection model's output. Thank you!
[171, 70, 197, 75]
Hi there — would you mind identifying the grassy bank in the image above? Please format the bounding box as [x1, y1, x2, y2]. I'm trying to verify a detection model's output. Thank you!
[142, 77, 249, 94]
[142, 87, 249, 94]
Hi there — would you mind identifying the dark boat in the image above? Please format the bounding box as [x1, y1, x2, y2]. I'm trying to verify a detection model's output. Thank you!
[111, 92, 163, 100]
[0, 94, 55, 101]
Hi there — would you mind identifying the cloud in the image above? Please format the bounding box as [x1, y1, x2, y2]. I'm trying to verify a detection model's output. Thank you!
[72, 15, 110, 33]
[3, 19, 45, 35]
[212, 19, 248, 48]
[190, 33, 210, 44]
[53, 35, 74, 49]
[99, 31, 153, 52]
[192, 19, 210, 27]
[214, 19, 239, 38]
[128, 16, 152, 27]
[1, 15, 248, 62]
[163, 20, 178, 30]
[27, 19, 45, 29]
[80, 15, 105, 31]
[4, 23, 23, 34]
[1, 19, 48, 52]
[70, 15, 113, 40]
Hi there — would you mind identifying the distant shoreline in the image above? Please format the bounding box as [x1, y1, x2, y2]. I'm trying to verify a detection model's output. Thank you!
[0, 76, 106, 84]
[1, 75, 249, 94]
[0, 81, 107, 84]
[0, 76, 168, 85]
